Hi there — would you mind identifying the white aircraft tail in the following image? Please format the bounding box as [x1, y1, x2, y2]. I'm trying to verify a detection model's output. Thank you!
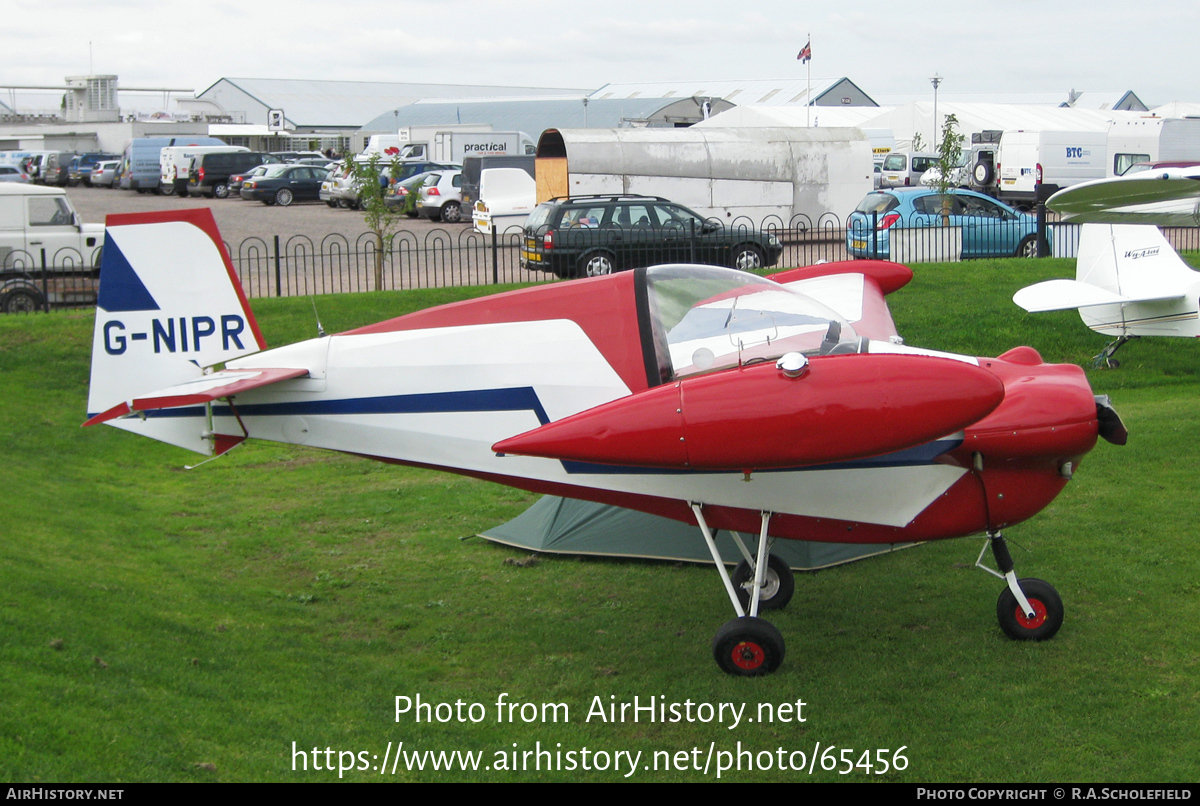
[1014, 224, 1195, 313]
[86, 209, 267, 453]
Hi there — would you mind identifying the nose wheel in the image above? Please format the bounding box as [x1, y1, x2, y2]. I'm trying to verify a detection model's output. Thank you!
[977, 532, 1064, 641]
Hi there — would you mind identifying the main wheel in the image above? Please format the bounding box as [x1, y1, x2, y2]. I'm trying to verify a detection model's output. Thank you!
[214, 183, 230, 200]
[578, 252, 615, 278]
[997, 578, 1063, 641]
[1016, 235, 1038, 258]
[275, 188, 293, 206]
[160, 183, 175, 196]
[326, 199, 337, 208]
[712, 617, 785, 676]
[731, 554, 794, 612]
[731, 245, 764, 271]
[440, 201, 462, 223]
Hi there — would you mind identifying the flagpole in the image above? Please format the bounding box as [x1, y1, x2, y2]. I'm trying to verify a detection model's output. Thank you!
[806, 32, 811, 127]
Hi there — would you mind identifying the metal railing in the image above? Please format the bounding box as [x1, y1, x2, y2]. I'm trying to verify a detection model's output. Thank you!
[5, 213, 1200, 314]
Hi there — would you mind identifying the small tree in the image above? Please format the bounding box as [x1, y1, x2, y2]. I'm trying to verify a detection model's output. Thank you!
[911, 131, 926, 152]
[348, 154, 404, 291]
[933, 114, 965, 223]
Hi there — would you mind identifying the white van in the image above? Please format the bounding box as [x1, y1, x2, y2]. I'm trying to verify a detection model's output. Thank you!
[160, 146, 248, 196]
[0, 184, 103, 271]
[995, 130, 1107, 208]
[879, 151, 938, 188]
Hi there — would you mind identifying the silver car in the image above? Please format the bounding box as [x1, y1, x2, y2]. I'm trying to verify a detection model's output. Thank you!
[414, 170, 465, 223]
[89, 160, 121, 188]
[0, 165, 31, 184]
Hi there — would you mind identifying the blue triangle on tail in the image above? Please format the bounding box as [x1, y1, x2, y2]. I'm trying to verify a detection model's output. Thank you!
[97, 231, 160, 312]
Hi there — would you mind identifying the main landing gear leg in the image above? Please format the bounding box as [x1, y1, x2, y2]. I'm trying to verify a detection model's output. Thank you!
[975, 531, 1064, 641]
[1092, 335, 1137, 369]
[692, 504, 786, 676]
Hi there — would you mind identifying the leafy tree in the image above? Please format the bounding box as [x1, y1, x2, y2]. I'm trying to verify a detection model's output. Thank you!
[911, 132, 926, 152]
[347, 154, 404, 291]
[933, 114, 965, 222]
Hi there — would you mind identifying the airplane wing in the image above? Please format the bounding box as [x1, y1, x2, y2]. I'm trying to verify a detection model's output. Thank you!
[1048, 167, 1200, 225]
[84, 367, 309, 426]
[768, 260, 912, 342]
[1013, 279, 1185, 313]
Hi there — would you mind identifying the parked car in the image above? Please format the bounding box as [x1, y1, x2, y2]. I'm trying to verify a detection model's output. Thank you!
[89, 160, 121, 188]
[188, 151, 280, 198]
[240, 164, 327, 205]
[383, 171, 437, 215]
[520, 194, 784, 278]
[1120, 160, 1200, 176]
[845, 188, 1043, 260]
[39, 153, 76, 187]
[414, 170, 465, 222]
[68, 153, 119, 187]
[0, 165, 30, 184]
[228, 165, 271, 197]
[0, 184, 104, 278]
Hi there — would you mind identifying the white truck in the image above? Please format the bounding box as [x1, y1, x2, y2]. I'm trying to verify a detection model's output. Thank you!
[1106, 117, 1200, 175]
[990, 130, 1108, 209]
[377, 129, 534, 163]
[0, 184, 104, 312]
[159, 145, 249, 196]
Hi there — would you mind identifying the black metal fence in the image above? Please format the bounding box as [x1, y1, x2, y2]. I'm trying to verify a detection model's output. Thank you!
[5, 214, 1200, 314]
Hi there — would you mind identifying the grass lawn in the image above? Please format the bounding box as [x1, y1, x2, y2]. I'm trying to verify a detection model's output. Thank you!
[1, 260, 1197, 783]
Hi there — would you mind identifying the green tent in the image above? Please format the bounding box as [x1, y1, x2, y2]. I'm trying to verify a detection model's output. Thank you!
[480, 496, 916, 571]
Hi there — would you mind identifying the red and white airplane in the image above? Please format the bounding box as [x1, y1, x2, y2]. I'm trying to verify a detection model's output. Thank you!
[85, 209, 1126, 676]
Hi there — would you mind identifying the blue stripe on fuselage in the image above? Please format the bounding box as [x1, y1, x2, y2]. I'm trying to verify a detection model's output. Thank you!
[90, 386, 959, 473]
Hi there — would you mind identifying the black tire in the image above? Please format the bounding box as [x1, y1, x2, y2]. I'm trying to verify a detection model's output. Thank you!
[336, 198, 352, 209]
[973, 162, 994, 186]
[578, 251, 615, 278]
[731, 245, 764, 272]
[1016, 235, 1038, 258]
[160, 183, 175, 196]
[1, 288, 44, 313]
[731, 554, 795, 612]
[214, 183, 230, 200]
[997, 578, 1063, 641]
[326, 200, 337, 208]
[440, 201, 462, 223]
[712, 617, 785, 676]
[274, 188, 293, 206]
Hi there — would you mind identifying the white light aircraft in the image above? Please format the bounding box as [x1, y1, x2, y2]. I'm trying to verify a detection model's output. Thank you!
[1014, 223, 1200, 367]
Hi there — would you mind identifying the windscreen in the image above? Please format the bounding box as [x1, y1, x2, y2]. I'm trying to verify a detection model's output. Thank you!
[644, 266, 861, 382]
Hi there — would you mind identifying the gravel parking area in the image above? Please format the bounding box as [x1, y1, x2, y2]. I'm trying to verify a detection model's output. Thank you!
[64, 184, 470, 247]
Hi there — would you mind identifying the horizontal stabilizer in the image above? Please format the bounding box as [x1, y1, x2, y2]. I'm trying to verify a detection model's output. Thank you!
[84, 367, 309, 426]
[1013, 279, 1183, 313]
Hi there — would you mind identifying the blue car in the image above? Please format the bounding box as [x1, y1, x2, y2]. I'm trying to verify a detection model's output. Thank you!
[847, 188, 1043, 259]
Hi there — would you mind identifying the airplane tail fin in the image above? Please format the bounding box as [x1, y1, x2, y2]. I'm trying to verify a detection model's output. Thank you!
[1014, 223, 1195, 313]
[86, 209, 267, 454]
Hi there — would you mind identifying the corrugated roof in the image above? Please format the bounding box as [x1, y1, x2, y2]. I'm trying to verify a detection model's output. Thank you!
[198, 78, 589, 128]
[589, 78, 856, 106]
[358, 97, 702, 135]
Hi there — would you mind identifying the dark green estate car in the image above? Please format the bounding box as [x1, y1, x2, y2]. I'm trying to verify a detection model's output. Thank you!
[520, 195, 784, 279]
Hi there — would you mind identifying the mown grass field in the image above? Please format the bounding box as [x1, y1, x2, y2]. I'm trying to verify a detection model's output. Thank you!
[1, 259, 1197, 783]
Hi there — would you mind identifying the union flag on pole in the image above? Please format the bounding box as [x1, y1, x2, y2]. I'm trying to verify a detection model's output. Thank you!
[797, 40, 811, 63]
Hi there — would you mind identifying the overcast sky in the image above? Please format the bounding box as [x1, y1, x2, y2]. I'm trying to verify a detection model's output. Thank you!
[7, 0, 1199, 109]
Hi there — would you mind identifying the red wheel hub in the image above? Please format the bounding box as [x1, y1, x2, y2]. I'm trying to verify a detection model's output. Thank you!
[1015, 598, 1047, 629]
[731, 641, 765, 670]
